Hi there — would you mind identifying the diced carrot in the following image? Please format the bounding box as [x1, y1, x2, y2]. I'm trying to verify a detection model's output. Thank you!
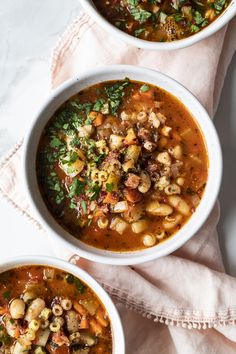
[124, 128, 137, 145]
[93, 114, 104, 127]
[132, 89, 155, 101]
[123, 188, 142, 203]
[89, 111, 104, 127]
[96, 308, 109, 327]
[47, 344, 69, 354]
[73, 301, 88, 316]
[79, 316, 90, 329]
[103, 192, 119, 205]
[0, 306, 8, 315]
[90, 318, 103, 335]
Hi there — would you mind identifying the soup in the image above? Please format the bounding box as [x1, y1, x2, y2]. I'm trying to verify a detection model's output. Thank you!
[93, 0, 231, 42]
[0, 266, 112, 354]
[36, 79, 208, 252]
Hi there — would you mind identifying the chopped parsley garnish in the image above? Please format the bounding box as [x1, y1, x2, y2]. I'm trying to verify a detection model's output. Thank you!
[81, 200, 87, 214]
[134, 28, 145, 37]
[140, 84, 150, 92]
[66, 273, 74, 284]
[88, 183, 101, 201]
[213, 0, 227, 12]
[65, 273, 85, 293]
[3, 290, 10, 299]
[74, 278, 85, 294]
[105, 78, 130, 115]
[106, 183, 114, 192]
[68, 179, 85, 198]
[128, 0, 152, 24]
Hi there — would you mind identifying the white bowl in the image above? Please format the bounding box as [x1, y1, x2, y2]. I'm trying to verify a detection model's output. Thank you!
[23, 65, 222, 265]
[0, 255, 125, 354]
[79, 0, 236, 50]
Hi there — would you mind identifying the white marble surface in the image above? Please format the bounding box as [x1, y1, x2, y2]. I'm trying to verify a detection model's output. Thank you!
[0, 1, 236, 274]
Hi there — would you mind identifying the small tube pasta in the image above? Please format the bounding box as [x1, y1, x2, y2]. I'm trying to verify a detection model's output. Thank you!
[97, 217, 109, 229]
[39, 308, 52, 321]
[106, 172, 120, 190]
[168, 196, 190, 216]
[164, 184, 181, 195]
[122, 160, 135, 172]
[98, 170, 108, 183]
[91, 169, 100, 182]
[163, 214, 182, 230]
[49, 322, 60, 333]
[29, 320, 40, 332]
[137, 111, 147, 123]
[52, 304, 63, 317]
[125, 145, 141, 162]
[61, 299, 72, 311]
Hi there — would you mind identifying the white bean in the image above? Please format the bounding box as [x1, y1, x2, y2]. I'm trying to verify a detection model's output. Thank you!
[138, 172, 151, 193]
[146, 201, 173, 216]
[9, 299, 25, 319]
[168, 196, 190, 216]
[25, 298, 45, 322]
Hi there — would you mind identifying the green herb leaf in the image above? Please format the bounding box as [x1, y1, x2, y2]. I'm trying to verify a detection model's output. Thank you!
[140, 84, 150, 92]
[69, 179, 85, 198]
[106, 183, 114, 192]
[81, 200, 87, 214]
[74, 277, 85, 294]
[50, 137, 63, 148]
[3, 290, 10, 299]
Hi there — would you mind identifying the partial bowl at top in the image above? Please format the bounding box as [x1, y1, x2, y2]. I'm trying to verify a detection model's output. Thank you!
[23, 65, 222, 265]
[79, 0, 236, 50]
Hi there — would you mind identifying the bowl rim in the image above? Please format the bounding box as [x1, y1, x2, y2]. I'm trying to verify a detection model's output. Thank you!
[0, 255, 125, 354]
[23, 65, 222, 266]
[79, 0, 236, 50]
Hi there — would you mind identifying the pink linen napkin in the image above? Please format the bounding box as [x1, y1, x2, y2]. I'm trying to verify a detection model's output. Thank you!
[1, 13, 236, 353]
